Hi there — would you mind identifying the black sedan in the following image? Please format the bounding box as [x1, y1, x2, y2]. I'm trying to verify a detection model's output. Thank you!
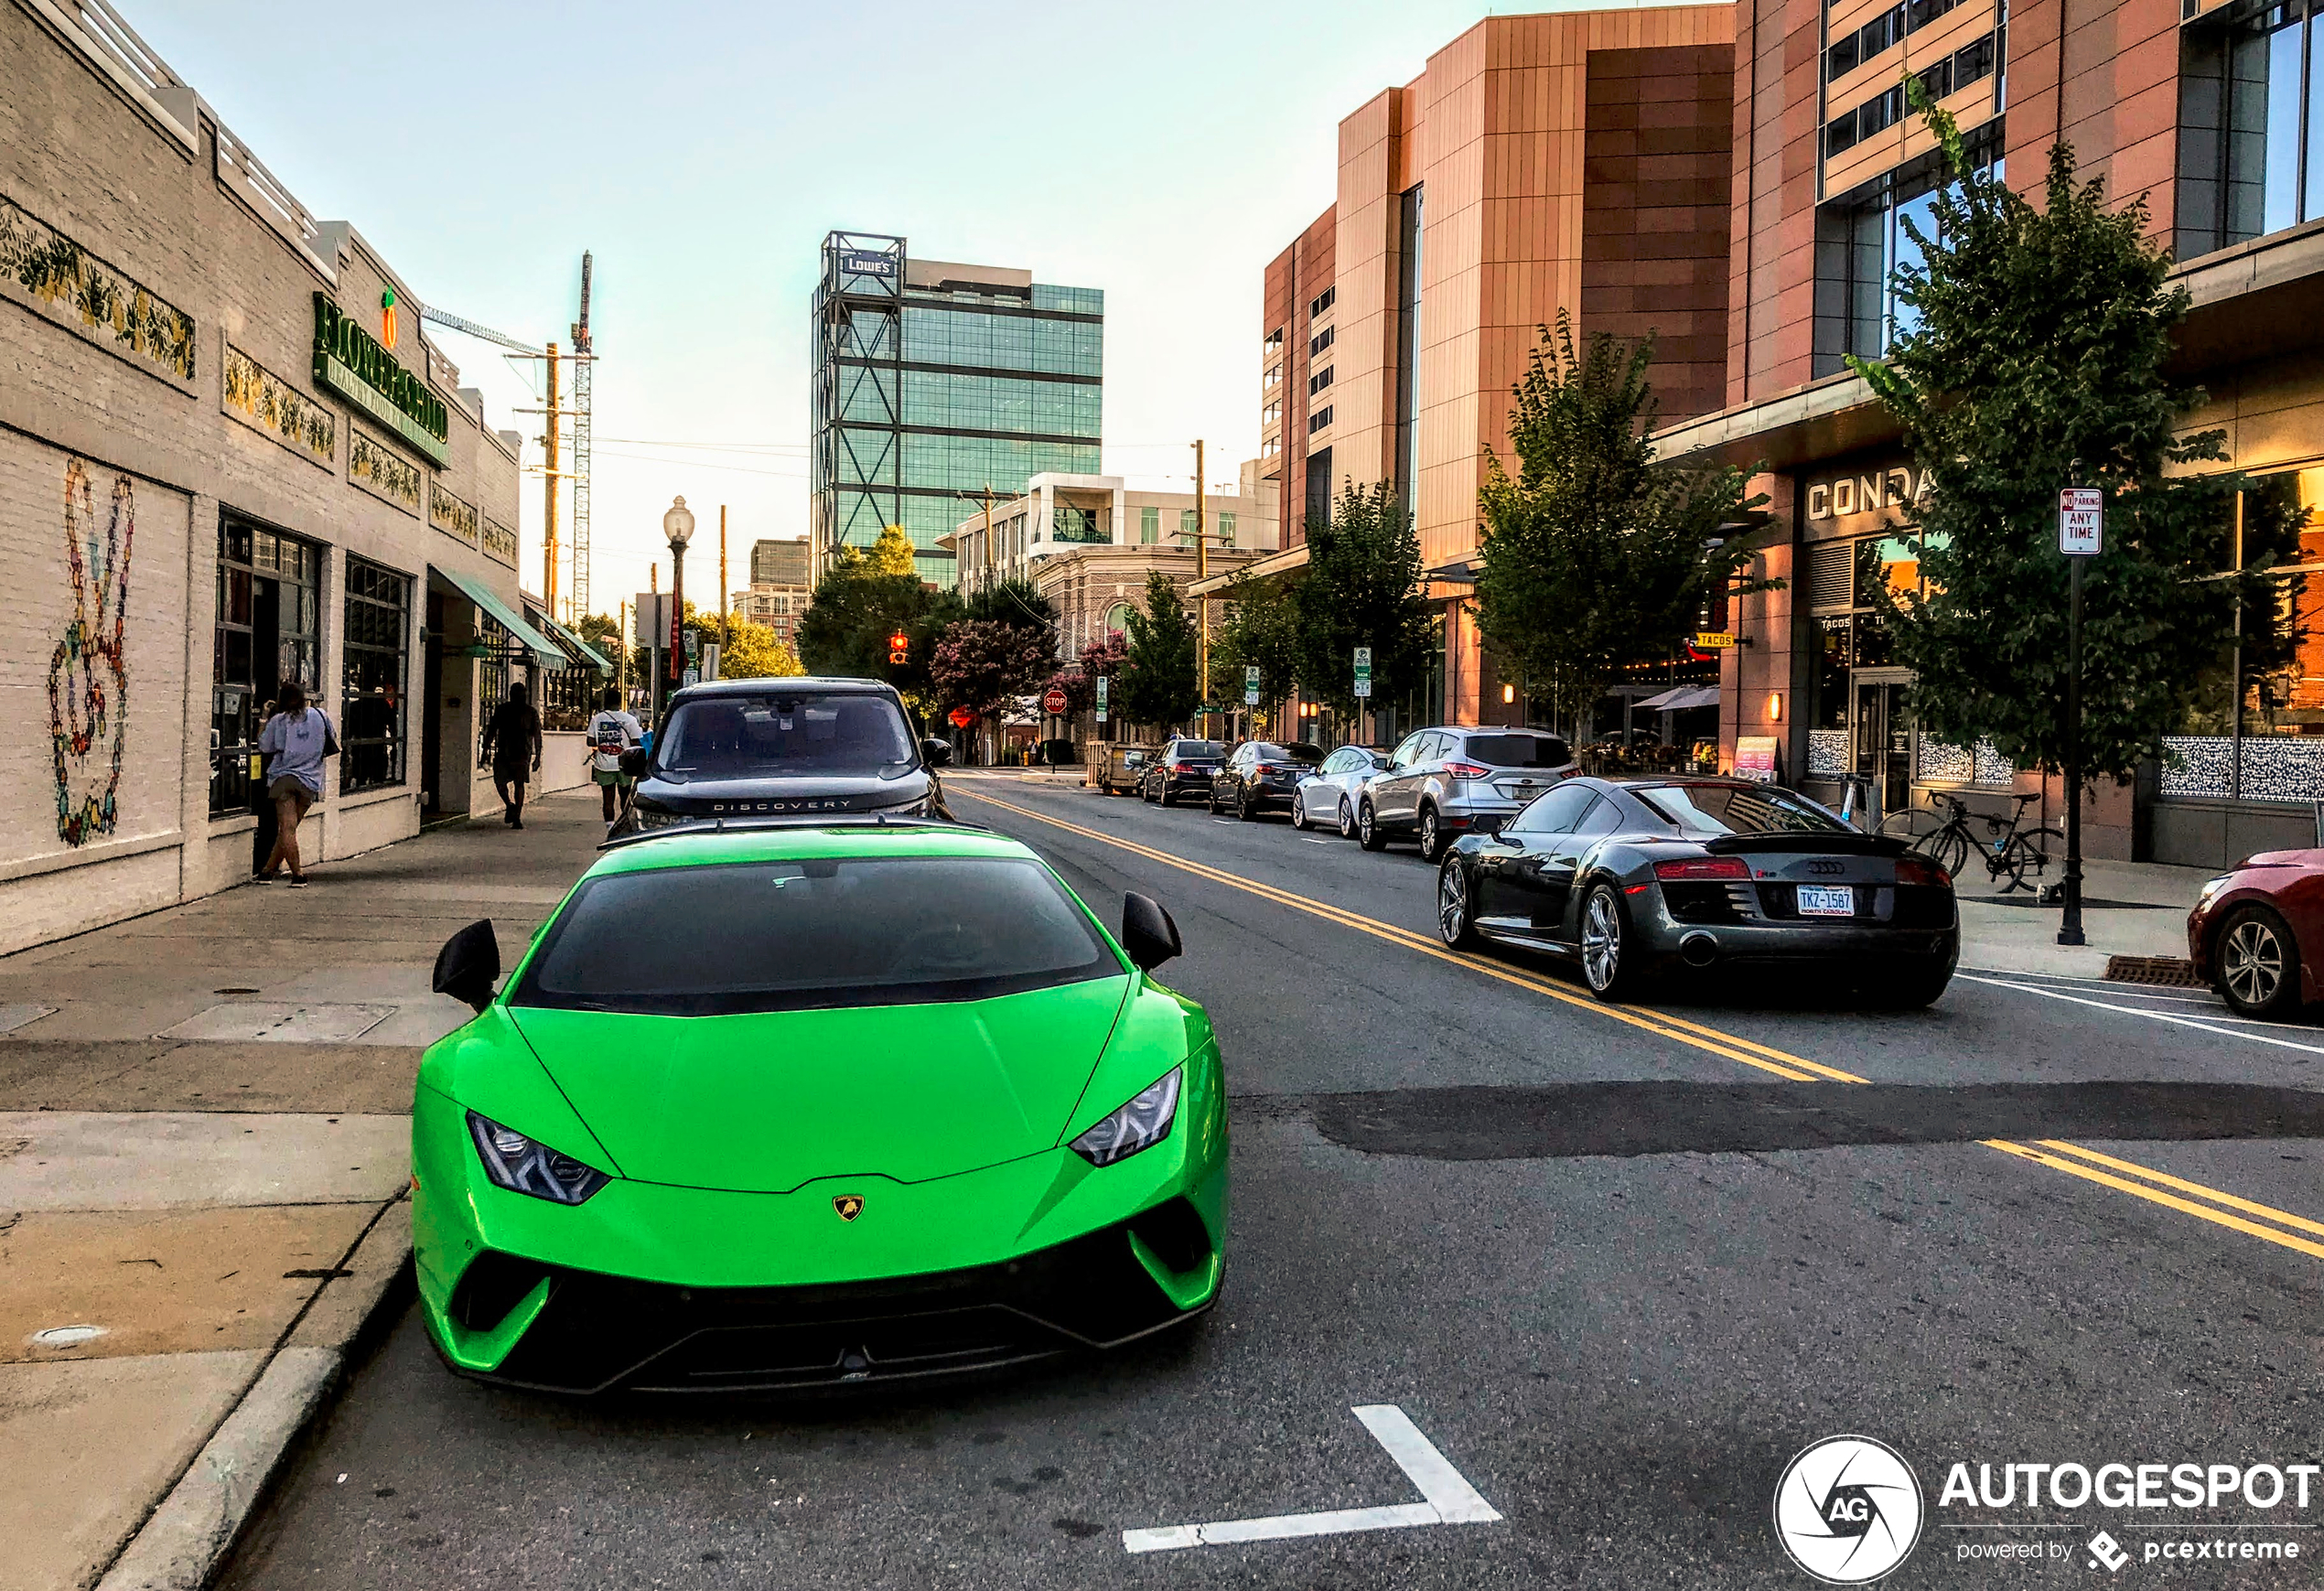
[1434, 777, 1957, 1005]
[1140, 738, 1225, 806]
[1209, 741, 1323, 820]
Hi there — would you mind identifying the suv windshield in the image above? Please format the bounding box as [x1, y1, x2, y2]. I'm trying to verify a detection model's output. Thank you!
[1633, 783, 1848, 837]
[1171, 741, 1223, 758]
[653, 692, 914, 780]
[513, 857, 1117, 1016]
[1462, 733, 1570, 768]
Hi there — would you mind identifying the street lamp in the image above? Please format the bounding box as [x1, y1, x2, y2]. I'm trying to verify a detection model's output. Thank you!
[662, 496, 695, 723]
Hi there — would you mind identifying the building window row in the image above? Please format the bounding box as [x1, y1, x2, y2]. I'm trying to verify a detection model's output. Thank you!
[1307, 285, 1336, 319]
[1264, 362, 1283, 390]
[1141, 505, 1160, 543]
[1263, 401, 1282, 426]
[340, 559, 410, 795]
[1309, 365, 1335, 396]
[1824, 31, 1996, 157]
[1309, 324, 1336, 358]
[1824, 0, 1962, 83]
[1308, 405, 1334, 435]
[2179, 0, 2324, 259]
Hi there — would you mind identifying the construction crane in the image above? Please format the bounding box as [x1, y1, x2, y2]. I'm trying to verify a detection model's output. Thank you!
[417, 255, 596, 623]
[569, 253, 594, 618]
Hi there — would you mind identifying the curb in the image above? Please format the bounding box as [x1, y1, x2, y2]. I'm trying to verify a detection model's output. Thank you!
[91, 1199, 413, 1591]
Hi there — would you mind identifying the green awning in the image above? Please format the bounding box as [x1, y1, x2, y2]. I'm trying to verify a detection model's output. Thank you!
[432, 565, 566, 671]
[536, 611, 614, 676]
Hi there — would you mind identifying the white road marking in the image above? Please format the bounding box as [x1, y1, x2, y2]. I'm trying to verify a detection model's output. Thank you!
[1955, 973, 2324, 1056]
[1302, 837, 1332, 845]
[1122, 1404, 1501, 1554]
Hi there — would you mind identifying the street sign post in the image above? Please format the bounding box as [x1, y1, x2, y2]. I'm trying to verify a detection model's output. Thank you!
[2055, 488, 2103, 947]
[2057, 488, 2103, 555]
[1243, 665, 1260, 707]
[681, 667, 699, 688]
[1353, 646, 1373, 700]
[1095, 675, 1109, 724]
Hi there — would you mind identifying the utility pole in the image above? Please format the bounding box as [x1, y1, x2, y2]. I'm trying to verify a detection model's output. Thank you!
[618, 598, 629, 704]
[649, 563, 662, 726]
[543, 341, 561, 622]
[1193, 438, 1209, 735]
[719, 505, 730, 646]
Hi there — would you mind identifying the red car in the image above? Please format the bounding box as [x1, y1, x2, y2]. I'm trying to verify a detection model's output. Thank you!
[2188, 849, 2324, 1018]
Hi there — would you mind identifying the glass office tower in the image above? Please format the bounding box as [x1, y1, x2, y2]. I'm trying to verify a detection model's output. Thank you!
[812, 232, 1103, 586]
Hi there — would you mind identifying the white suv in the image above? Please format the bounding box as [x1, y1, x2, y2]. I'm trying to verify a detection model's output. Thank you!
[1357, 726, 1576, 862]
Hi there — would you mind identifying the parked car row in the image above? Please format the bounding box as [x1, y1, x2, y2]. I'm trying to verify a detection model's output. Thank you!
[1102, 723, 1964, 1007]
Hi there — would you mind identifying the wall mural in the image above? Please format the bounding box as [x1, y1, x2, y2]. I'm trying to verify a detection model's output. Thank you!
[48, 459, 133, 846]
[350, 430, 421, 513]
[430, 479, 479, 546]
[1, 195, 195, 382]
[224, 344, 335, 464]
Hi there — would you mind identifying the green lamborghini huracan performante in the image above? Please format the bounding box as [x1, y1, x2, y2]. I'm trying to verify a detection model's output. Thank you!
[412, 819, 1227, 1393]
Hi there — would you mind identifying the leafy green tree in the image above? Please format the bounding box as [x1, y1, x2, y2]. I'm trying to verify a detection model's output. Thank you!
[1119, 571, 1201, 729]
[963, 576, 1057, 635]
[930, 619, 1054, 718]
[1473, 311, 1766, 735]
[1852, 93, 2278, 779]
[866, 523, 920, 577]
[1211, 565, 1301, 721]
[1292, 481, 1433, 720]
[796, 551, 962, 696]
[719, 620, 803, 681]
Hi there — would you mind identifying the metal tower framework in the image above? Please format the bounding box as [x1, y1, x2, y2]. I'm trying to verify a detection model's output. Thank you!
[812, 231, 905, 575]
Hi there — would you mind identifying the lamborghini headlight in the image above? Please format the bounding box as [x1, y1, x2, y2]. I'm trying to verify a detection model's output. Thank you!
[467, 1111, 610, 1204]
[1069, 1068, 1182, 1167]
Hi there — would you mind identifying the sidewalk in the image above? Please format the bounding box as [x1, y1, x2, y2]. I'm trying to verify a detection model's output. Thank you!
[1952, 856, 2212, 979]
[0, 790, 603, 1591]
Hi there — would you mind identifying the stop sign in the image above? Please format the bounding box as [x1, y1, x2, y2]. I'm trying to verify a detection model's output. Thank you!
[1042, 686, 1069, 715]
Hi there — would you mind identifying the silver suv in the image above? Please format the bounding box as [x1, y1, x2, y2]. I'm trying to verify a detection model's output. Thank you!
[1357, 726, 1576, 863]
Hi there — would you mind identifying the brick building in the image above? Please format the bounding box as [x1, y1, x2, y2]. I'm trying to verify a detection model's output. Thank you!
[0, 0, 557, 951]
[1238, 5, 1738, 736]
[1663, 0, 2324, 868]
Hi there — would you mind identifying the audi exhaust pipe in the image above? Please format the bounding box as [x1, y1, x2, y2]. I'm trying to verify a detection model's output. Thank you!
[1679, 931, 1718, 968]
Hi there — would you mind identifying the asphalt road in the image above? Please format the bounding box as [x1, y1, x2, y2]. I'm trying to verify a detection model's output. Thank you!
[221, 774, 2323, 1589]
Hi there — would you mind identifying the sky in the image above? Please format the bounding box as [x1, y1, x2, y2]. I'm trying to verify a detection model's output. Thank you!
[124, 0, 1685, 619]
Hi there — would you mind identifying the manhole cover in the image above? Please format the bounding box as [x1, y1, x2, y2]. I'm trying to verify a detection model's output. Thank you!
[31, 1325, 105, 1348]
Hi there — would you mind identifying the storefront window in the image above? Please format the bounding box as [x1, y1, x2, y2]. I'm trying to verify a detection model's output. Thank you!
[475, 625, 510, 769]
[340, 559, 409, 793]
[211, 514, 320, 817]
[2161, 467, 2321, 800]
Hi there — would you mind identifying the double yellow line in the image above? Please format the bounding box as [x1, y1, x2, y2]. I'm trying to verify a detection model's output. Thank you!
[956, 787, 2324, 1264]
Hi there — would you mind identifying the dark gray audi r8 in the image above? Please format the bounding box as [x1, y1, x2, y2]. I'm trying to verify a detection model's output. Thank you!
[1434, 777, 1958, 1005]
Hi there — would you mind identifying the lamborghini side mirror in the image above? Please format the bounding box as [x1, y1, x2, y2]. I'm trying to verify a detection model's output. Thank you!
[433, 919, 501, 1014]
[1121, 892, 1182, 973]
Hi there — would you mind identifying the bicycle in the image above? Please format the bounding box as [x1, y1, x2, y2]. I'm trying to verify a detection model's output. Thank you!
[1880, 791, 2063, 894]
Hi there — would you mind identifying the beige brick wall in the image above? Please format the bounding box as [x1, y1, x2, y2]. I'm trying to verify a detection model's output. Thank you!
[0, 0, 525, 949]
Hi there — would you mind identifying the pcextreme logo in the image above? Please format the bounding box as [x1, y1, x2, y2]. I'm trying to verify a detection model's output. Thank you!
[1775, 1435, 1926, 1584]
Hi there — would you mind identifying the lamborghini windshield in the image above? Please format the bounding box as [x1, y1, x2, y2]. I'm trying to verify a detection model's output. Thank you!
[652, 692, 915, 780]
[512, 856, 1119, 1016]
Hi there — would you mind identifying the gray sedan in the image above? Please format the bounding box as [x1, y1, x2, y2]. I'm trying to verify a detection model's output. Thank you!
[1434, 776, 1958, 1006]
[1291, 746, 1393, 837]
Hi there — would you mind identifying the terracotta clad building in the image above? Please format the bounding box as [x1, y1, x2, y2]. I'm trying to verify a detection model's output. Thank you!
[1668, 0, 2324, 868]
[1236, 5, 1738, 735]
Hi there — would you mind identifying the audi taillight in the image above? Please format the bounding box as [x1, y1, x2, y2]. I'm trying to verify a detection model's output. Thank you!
[1444, 761, 1492, 779]
[1654, 857, 1750, 882]
[1895, 855, 1951, 888]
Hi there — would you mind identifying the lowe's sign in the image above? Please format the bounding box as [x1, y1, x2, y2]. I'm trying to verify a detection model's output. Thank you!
[312, 292, 449, 466]
[840, 250, 897, 280]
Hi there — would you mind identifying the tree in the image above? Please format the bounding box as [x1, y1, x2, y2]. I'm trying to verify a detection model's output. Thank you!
[963, 576, 1057, 635]
[867, 523, 919, 578]
[1472, 311, 1766, 736]
[930, 619, 1054, 719]
[1292, 481, 1432, 720]
[719, 620, 804, 681]
[1119, 571, 1201, 729]
[1851, 91, 2277, 780]
[1210, 565, 1301, 721]
[796, 551, 962, 697]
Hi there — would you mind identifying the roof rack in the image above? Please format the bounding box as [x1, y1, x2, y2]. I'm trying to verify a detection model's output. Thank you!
[597, 813, 991, 852]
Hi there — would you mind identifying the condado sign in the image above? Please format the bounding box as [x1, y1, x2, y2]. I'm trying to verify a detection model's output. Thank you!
[1805, 463, 1932, 522]
[312, 292, 448, 466]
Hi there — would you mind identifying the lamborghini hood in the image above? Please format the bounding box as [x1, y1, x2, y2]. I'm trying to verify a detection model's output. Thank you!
[504, 976, 1132, 1192]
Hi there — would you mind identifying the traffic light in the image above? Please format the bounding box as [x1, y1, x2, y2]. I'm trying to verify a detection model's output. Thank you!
[888, 630, 910, 665]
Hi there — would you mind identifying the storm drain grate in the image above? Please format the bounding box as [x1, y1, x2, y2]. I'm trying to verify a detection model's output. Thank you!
[2104, 954, 2201, 988]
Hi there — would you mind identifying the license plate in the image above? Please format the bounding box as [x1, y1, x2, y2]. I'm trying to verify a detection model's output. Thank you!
[1797, 885, 1855, 917]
